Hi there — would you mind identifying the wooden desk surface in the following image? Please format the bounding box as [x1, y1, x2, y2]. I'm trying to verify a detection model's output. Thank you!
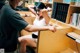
[17, 11, 35, 18]
[25, 3, 34, 8]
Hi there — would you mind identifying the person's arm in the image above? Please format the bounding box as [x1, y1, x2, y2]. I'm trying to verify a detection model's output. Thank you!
[41, 9, 51, 25]
[24, 24, 56, 32]
[28, 6, 36, 15]
[8, 12, 56, 32]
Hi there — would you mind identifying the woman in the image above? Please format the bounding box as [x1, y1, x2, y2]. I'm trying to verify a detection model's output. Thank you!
[19, 6, 52, 53]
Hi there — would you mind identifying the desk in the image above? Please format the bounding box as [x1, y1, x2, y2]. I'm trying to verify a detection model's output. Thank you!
[17, 11, 35, 24]
[25, 3, 34, 8]
[37, 19, 78, 53]
[17, 11, 35, 18]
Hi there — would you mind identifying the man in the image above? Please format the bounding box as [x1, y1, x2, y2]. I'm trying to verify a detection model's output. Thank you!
[0, 0, 56, 53]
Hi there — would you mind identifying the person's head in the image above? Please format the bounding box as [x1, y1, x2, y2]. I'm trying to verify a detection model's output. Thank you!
[9, 0, 20, 8]
[34, 2, 47, 18]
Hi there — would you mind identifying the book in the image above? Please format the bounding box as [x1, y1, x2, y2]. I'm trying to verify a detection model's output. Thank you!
[77, 14, 80, 28]
[70, 13, 78, 26]
[69, 15, 73, 24]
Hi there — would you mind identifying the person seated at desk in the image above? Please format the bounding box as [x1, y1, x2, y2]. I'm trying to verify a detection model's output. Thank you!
[0, 0, 56, 53]
[19, 4, 52, 53]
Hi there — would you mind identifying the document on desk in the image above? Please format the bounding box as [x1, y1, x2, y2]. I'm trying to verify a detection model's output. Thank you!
[67, 32, 80, 43]
[67, 32, 80, 40]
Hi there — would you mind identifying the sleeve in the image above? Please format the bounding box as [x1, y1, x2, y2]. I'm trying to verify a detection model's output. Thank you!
[8, 13, 29, 31]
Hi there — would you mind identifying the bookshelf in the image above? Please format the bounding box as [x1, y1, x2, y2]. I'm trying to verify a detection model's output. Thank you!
[66, 1, 80, 23]
[66, 1, 80, 53]
[66, 1, 80, 29]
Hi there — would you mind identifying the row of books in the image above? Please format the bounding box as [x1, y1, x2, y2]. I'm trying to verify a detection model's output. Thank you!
[70, 13, 80, 28]
[51, 2, 69, 22]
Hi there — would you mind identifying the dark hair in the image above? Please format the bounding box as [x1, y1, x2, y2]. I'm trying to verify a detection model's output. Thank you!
[34, 2, 47, 13]
[36, 2, 46, 9]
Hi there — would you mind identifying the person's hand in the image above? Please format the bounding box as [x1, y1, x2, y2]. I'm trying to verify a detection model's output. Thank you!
[40, 9, 48, 17]
[48, 26, 56, 32]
